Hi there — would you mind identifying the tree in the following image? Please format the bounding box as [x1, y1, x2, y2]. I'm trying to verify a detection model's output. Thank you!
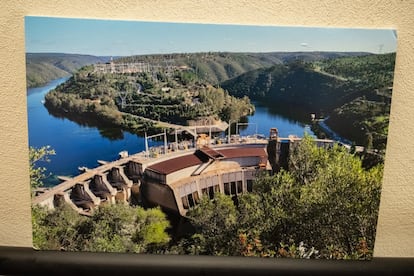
[29, 145, 55, 191]
[133, 207, 171, 253]
[185, 193, 238, 255]
[182, 136, 382, 259]
[241, 170, 301, 244]
[88, 204, 170, 253]
[32, 204, 85, 251]
[261, 136, 382, 258]
[31, 205, 51, 250]
[32, 203, 171, 253]
[81, 203, 139, 253]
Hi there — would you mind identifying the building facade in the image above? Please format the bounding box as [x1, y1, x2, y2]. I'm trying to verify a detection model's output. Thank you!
[141, 144, 271, 216]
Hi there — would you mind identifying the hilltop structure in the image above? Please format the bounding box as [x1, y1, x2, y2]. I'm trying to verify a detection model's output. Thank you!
[93, 58, 189, 75]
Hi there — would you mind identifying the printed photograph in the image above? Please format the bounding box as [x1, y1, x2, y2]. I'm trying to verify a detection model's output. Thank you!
[26, 16, 397, 259]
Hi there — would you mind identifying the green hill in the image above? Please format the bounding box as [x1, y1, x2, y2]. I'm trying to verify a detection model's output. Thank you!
[221, 53, 396, 150]
[26, 53, 110, 88]
[314, 52, 395, 89]
[26, 51, 368, 89]
[221, 61, 359, 113]
[44, 63, 254, 135]
[115, 52, 369, 85]
[322, 53, 395, 151]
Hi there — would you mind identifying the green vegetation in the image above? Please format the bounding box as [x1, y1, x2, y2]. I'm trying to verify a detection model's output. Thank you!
[31, 137, 382, 259]
[321, 53, 395, 151]
[32, 203, 170, 253]
[116, 52, 369, 85]
[44, 64, 254, 134]
[29, 146, 55, 192]
[28, 51, 365, 89]
[30, 144, 170, 253]
[117, 52, 274, 85]
[222, 61, 362, 112]
[327, 96, 390, 151]
[315, 53, 395, 89]
[222, 53, 396, 152]
[33, 51, 380, 139]
[26, 53, 109, 88]
[173, 136, 382, 259]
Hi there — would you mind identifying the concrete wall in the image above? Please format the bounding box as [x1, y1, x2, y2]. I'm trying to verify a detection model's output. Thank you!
[141, 180, 178, 213]
[0, 0, 414, 257]
[174, 167, 259, 215]
[167, 164, 202, 184]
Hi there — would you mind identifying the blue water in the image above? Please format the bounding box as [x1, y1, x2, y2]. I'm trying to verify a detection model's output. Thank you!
[238, 102, 314, 138]
[27, 78, 162, 185]
[27, 78, 315, 186]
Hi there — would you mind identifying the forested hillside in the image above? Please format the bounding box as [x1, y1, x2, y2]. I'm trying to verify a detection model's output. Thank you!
[44, 64, 253, 134]
[115, 51, 369, 85]
[26, 51, 368, 89]
[321, 53, 395, 151]
[315, 53, 395, 89]
[26, 53, 109, 88]
[221, 53, 396, 151]
[221, 61, 359, 112]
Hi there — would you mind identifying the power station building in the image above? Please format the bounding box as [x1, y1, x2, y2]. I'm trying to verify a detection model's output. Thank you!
[141, 144, 271, 216]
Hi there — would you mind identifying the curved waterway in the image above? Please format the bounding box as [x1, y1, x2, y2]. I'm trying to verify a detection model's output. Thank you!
[27, 78, 315, 186]
[238, 102, 314, 138]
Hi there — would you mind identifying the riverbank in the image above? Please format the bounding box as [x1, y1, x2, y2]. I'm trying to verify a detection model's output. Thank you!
[28, 78, 319, 186]
[311, 117, 353, 146]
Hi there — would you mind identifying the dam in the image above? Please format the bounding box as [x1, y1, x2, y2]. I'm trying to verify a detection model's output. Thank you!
[32, 128, 336, 217]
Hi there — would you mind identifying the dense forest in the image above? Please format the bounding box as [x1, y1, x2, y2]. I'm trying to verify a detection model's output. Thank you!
[221, 53, 396, 151]
[221, 61, 359, 111]
[320, 54, 395, 152]
[31, 136, 382, 259]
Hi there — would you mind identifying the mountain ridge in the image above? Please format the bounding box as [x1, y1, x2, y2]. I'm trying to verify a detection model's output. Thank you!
[221, 53, 396, 150]
[26, 51, 371, 88]
[26, 53, 111, 88]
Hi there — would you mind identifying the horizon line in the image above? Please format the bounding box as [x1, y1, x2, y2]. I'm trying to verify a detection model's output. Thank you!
[25, 50, 395, 57]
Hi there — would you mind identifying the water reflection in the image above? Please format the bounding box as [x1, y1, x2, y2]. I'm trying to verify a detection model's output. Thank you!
[46, 107, 126, 141]
[28, 78, 316, 187]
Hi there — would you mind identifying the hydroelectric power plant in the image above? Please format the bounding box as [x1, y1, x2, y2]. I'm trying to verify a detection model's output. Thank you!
[32, 128, 336, 217]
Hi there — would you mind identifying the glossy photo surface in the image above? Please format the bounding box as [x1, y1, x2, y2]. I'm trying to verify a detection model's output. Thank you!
[26, 16, 397, 260]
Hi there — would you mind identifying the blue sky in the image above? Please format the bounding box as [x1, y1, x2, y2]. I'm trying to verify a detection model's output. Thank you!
[25, 16, 397, 56]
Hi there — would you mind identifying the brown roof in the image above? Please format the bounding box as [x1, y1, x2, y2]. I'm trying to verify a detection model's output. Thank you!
[147, 146, 267, 175]
[217, 147, 267, 159]
[147, 153, 204, 175]
[198, 146, 225, 159]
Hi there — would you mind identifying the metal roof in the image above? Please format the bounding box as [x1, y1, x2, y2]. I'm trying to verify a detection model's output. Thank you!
[147, 153, 204, 175]
[146, 146, 267, 175]
[198, 146, 225, 160]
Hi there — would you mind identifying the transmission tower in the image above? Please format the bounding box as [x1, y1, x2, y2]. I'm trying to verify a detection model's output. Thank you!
[118, 91, 128, 109]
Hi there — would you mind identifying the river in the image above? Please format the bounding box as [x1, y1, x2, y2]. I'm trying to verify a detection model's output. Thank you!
[27, 77, 315, 186]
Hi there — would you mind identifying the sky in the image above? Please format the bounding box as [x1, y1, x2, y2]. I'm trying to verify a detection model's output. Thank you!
[25, 16, 397, 56]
